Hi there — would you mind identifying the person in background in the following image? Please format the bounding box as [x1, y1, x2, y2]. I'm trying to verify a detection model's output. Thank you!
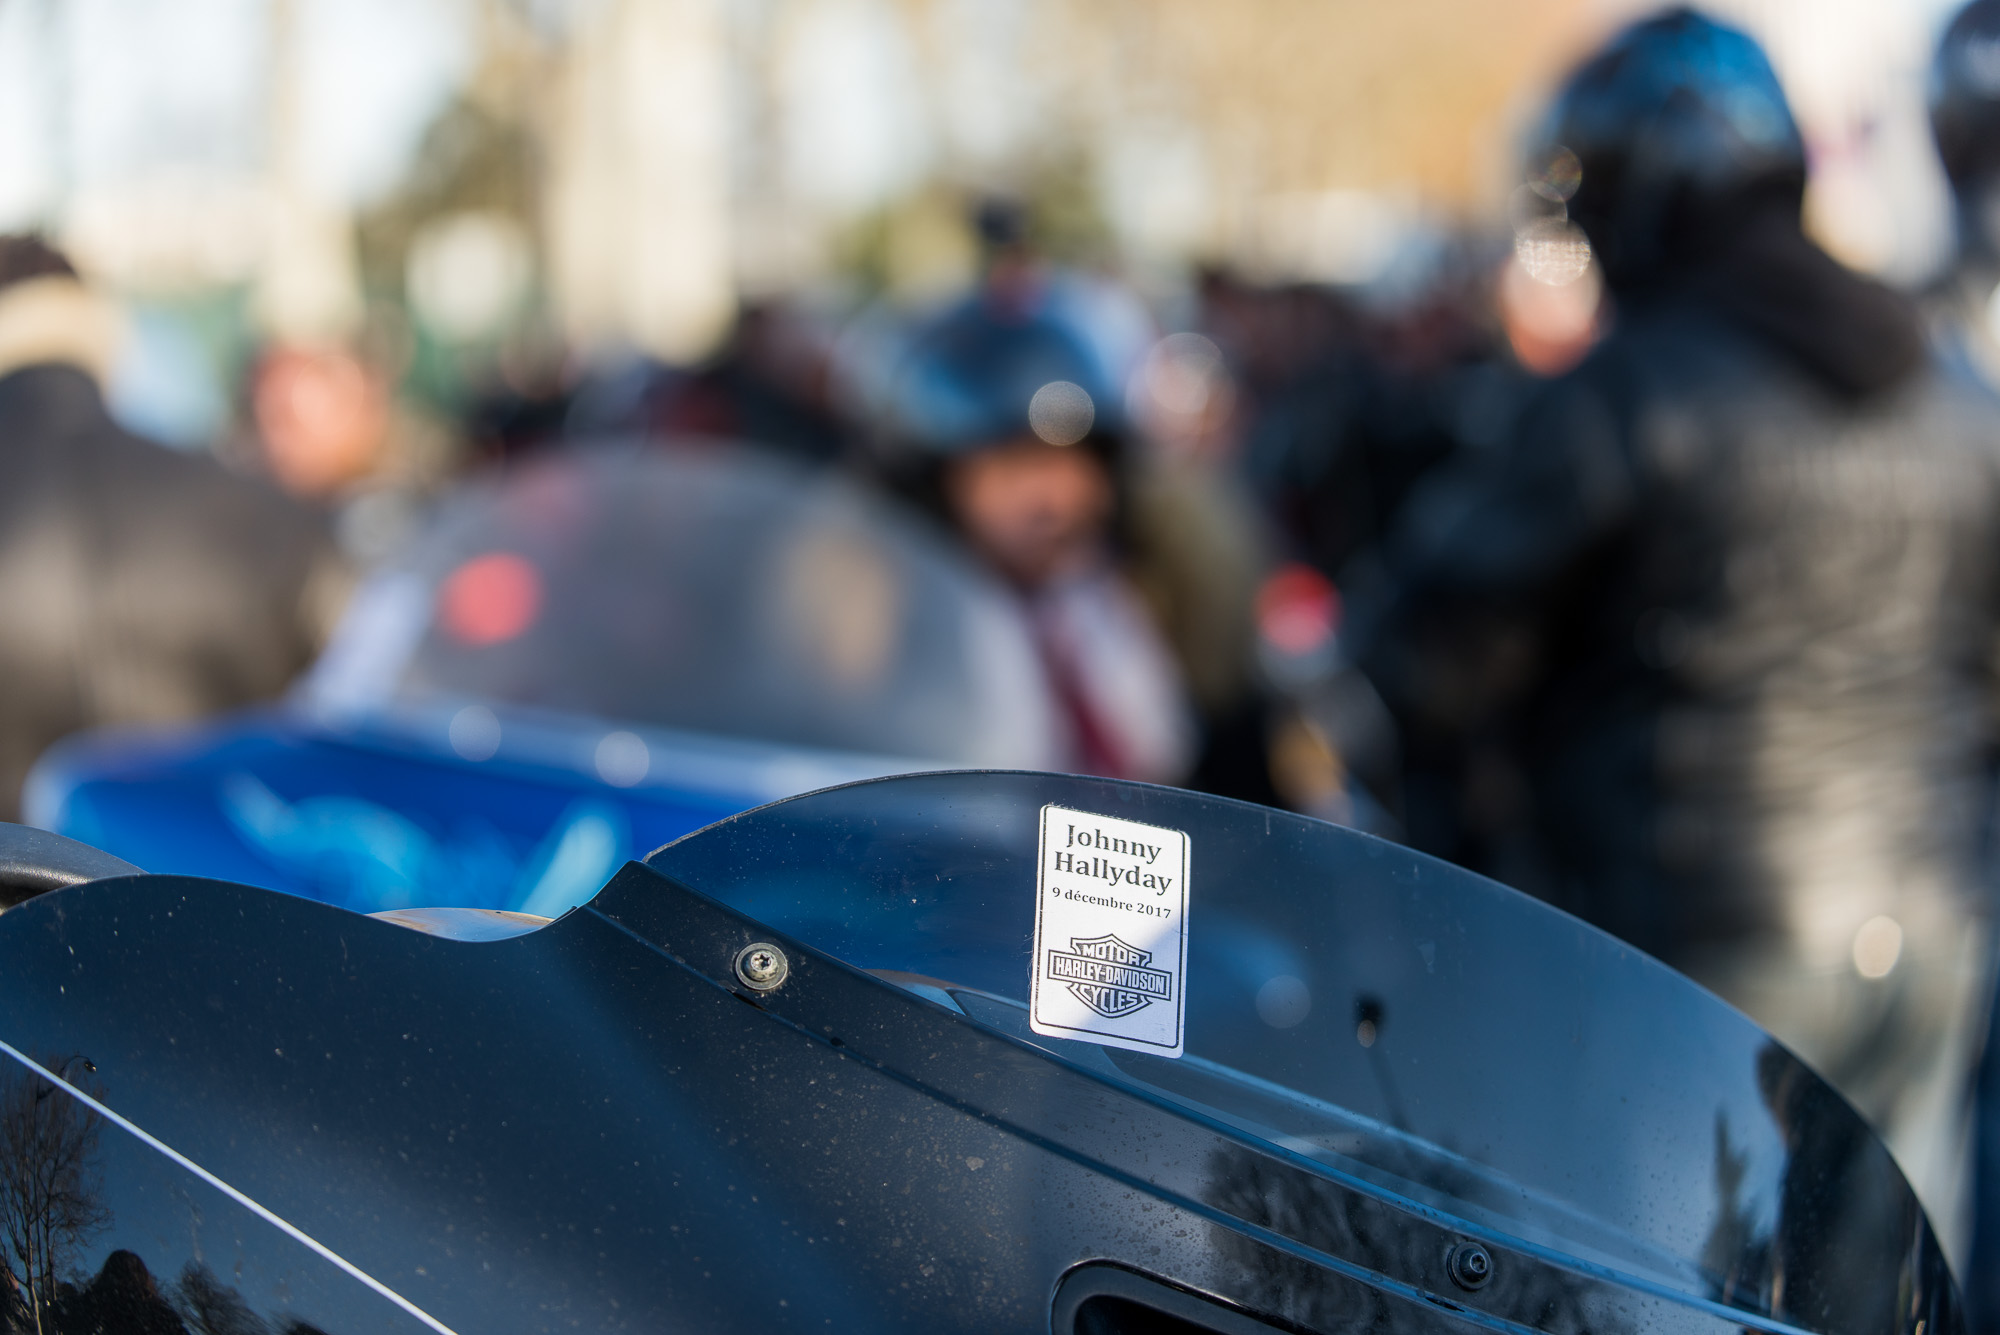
[545, 299, 855, 467]
[876, 295, 1200, 788]
[251, 344, 391, 501]
[1121, 327, 1287, 808]
[0, 236, 347, 819]
[247, 340, 447, 567]
[1932, 0, 2000, 395]
[1358, 10, 2000, 1256]
[1929, 1, 2000, 1319]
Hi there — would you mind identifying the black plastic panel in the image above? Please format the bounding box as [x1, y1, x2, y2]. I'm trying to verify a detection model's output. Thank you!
[0, 1046, 435, 1333]
[0, 768, 1960, 1333]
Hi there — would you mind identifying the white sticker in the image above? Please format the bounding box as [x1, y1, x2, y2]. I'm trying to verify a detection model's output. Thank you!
[1030, 804, 1191, 1057]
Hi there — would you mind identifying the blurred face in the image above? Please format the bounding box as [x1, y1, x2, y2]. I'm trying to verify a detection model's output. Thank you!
[253, 346, 390, 498]
[1498, 251, 1603, 378]
[944, 437, 1114, 589]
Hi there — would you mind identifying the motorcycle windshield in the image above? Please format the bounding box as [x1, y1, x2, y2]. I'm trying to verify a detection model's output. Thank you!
[304, 443, 1060, 769]
[649, 769, 1949, 1326]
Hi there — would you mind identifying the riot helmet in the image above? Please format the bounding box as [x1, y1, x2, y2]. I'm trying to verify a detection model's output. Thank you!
[1536, 8, 1807, 290]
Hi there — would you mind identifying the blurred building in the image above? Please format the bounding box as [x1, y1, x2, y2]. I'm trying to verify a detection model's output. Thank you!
[0, 0, 1970, 420]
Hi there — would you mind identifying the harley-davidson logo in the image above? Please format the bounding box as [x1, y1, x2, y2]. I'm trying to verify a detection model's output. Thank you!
[1045, 933, 1174, 1018]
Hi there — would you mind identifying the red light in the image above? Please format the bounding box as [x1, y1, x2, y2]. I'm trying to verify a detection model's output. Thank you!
[1257, 563, 1341, 656]
[439, 553, 543, 646]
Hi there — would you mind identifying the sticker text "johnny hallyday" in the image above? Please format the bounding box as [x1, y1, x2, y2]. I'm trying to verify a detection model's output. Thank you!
[1052, 823, 1177, 896]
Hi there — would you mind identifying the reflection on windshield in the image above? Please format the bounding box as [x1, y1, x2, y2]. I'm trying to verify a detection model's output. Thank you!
[1751, 1045, 1917, 1333]
[937, 976, 1701, 1298]
[0, 1054, 110, 1330]
[0, 1055, 287, 1335]
[1204, 1140, 1602, 1330]
[0, 1051, 422, 1334]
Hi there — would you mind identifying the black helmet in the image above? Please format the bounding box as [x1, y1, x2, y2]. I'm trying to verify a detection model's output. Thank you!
[1933, 1, 2000, 228]
[1537, 8, 1807, 288]
[881, 298, 1124, 458]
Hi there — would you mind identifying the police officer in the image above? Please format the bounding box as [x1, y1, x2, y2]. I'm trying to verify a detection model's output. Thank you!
[1361, 9, 1998, 1251]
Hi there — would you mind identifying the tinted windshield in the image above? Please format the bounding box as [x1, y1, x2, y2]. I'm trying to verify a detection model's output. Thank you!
[306, 444, 1061, 768]
[649, 770, 1947, 1328]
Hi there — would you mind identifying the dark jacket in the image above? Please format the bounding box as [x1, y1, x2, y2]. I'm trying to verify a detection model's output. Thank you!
[1366, 219, 2000, 965]
[0, 363, 342, 818]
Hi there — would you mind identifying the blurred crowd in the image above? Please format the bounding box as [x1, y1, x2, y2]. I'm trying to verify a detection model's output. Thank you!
[15, 0, 2000, 1317]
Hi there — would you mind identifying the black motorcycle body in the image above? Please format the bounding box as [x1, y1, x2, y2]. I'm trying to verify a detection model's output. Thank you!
[0, 773, 1958, 1334]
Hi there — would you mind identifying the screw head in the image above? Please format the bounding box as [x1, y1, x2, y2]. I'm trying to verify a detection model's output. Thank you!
[734, 942, 789, 992]
[1446, 1241, 1493, 1291]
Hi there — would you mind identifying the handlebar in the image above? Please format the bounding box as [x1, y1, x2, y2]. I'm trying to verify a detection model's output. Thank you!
[0, 822, 141, 909]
